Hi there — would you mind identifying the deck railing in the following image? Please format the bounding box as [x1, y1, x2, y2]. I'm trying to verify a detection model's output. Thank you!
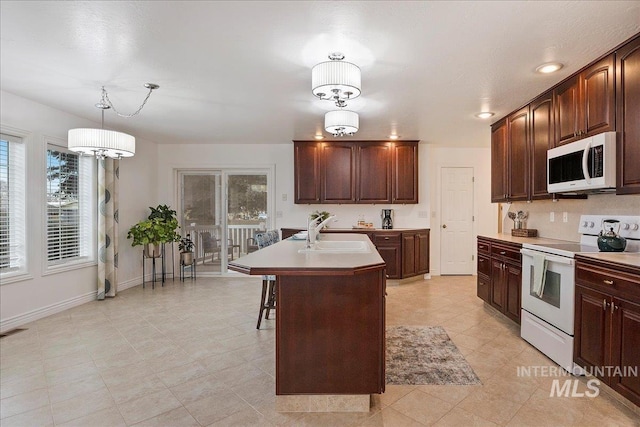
[183, 224, 264, 263]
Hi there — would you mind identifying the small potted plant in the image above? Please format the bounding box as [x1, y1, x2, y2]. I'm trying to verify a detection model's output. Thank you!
[178, 234, 195, 265]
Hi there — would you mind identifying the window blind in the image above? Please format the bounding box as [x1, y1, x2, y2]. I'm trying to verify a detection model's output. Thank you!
[46, 146, 94, 265]
[0, 133, 26, 275]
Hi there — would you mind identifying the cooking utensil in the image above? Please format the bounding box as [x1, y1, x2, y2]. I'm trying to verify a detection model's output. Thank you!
[597, 219, 627, 252]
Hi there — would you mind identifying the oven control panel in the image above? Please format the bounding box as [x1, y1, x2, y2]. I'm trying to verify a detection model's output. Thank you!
[578, 215, 640, 240]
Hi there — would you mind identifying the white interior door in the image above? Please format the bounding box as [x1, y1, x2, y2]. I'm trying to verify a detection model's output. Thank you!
[440, 167, 474, 275]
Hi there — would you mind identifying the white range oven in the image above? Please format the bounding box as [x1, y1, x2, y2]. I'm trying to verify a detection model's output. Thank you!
[520, 214, 640, 374]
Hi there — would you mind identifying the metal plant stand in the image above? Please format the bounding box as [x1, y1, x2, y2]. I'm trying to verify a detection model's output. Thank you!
[180, 257, 196, 281]
[142, 243, 175, 288]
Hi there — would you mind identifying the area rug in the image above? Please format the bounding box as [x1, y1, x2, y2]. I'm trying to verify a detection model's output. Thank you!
[386, 325, 481, 385]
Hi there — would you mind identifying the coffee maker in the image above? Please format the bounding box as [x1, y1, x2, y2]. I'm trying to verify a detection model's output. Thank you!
[381, 209, 394, 229]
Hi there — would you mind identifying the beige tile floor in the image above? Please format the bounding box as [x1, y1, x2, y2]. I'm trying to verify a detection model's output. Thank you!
[1, 275, 639, 426]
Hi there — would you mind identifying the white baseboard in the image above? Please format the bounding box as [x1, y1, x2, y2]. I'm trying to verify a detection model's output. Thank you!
[118, 276, 143, 291]
[0, 277, 148, 333]
[0, 291, 97, 333]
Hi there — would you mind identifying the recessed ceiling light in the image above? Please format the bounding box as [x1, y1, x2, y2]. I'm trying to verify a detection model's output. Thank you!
[535, 62, 563, 74]
[314, 134, 324, 140]
[389, 135, 399, 140]
[475, 112, 494, 119]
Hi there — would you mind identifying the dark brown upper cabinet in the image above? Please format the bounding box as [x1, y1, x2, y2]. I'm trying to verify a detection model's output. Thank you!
[321, 142, 357, 203]
[492, 101, 554, 203]
[529, 91, 554, 200]
[357, 142, 392, 203]
[490, 120, 508, 202]
[616, 34, 640, 195]
[491, 108, 531, 203]
[391, 142, 419, 204]
[294, 142, 321, 203]
[554, 54, 615, 146]
[490, 33, 640, 200]
[507, 106, 529, 201]
[294, 140, 419, 204]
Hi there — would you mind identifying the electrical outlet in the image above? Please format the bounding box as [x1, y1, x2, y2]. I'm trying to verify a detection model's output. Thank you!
[282, 193, 287, 202]
[418, 211, 429, 218]
[563, 212, 568, 223]
[276, 211, 283, 218]
[550, 212, 555, 222]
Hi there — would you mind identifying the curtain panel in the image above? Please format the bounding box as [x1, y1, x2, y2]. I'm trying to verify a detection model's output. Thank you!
[97, 158, 119, 299]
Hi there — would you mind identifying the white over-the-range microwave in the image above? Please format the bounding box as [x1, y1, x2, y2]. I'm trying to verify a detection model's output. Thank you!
[547, 131, 616, 194]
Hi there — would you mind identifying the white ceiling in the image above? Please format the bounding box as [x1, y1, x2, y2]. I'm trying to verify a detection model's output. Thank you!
[1, 1, 639, 147]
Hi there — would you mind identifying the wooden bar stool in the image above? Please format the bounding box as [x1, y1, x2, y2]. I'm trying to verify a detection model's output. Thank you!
[255, 230, 280, 329]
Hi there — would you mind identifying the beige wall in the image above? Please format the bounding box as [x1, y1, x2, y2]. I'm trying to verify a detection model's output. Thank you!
[507, 194, 640, 242]
[0, 91, 159, 330]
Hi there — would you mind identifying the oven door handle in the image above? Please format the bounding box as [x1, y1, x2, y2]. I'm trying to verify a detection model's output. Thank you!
[520, 248, 575, 265]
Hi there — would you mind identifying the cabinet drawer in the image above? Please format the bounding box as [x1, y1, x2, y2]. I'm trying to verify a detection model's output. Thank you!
[576, 262, 640, 301]
[477, 254, 491, 276]
[373, 233, 402, 245]
[477, 274, 490, 303]
[491, 244, 521, 264]
[477, 240, 490, 254]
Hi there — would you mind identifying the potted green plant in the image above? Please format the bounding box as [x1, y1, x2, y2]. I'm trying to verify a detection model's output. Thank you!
[127, 205, 181, 258]
[178, 234, 195, 265]
[310, 210, 332, 228]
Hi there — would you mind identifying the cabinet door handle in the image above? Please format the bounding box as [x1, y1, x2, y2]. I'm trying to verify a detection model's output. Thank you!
[384, 237, 390, 240]
[442, 224, 447, 229]
[500, 251, 506, 255]
[613, 304, 619, 311]
[603, 299, 610, 310]
[603, 279, 614, 285]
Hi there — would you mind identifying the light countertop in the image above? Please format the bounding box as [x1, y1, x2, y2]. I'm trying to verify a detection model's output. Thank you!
[228, 233, 385, 276]
[481, 233, 640, 269]
[478, 233, 575, 246]
[576, 252, 640, 269]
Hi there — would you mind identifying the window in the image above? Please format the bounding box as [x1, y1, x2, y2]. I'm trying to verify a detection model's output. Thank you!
[0, 133, 27, 279]
[46, 144, 95, 268]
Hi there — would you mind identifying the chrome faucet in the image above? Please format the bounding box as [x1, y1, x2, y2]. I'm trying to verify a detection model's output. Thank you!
[307, 215, 336, 247]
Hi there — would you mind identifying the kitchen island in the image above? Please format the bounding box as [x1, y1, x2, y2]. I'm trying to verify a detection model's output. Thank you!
[228, 233, 386, 412]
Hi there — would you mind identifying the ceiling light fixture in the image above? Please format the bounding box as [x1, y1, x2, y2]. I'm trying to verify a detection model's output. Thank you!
[325, 110, 359, 137]
[68, 83, 159, 159]
[535, 62, 563, 74]
[475, 112, 495, 119]
[312, 53, 361, 107]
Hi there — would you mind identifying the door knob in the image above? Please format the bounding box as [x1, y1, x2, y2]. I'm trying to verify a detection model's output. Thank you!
[442, 224, 447, 228]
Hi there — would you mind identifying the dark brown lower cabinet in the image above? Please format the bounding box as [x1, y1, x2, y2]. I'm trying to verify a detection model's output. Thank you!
[401, 230, 430, 278]
[477, 252, 491, 303]
[276, 269, 385, 394]
[373, 232, 402, 279]
[477, 237, 522, 324]
[574, 258, 640, 407]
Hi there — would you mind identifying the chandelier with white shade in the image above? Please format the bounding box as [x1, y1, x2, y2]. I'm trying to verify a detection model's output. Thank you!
[68, 83, 159, 159]
[325, 110, 359, 137]
[312, 53, 361, 108]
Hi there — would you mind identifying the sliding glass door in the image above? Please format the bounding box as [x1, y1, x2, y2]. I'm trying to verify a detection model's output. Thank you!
[178, 168, 272, 274]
